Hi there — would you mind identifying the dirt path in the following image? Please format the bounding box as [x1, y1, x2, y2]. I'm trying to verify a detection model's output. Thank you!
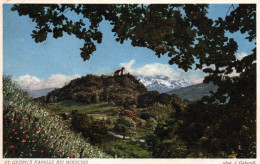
[108, 131, 145, 143]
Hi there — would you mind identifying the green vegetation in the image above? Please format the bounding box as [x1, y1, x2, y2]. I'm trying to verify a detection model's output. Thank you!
[71, 112, 108, 145]
[114, 116, 137, 139]
[103, 137, 152, 158]
[47, 100, 122, 115]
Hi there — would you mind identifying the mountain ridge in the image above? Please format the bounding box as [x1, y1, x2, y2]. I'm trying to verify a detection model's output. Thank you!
[167, 82, 218, 101]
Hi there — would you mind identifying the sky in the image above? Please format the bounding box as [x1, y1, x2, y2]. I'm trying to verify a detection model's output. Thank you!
[3, 4, 255, 91]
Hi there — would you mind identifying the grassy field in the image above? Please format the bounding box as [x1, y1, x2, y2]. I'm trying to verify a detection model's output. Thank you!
[47, 100, 123, 118]
[103, 136, 152, 158]
[103, 128, 153, 158]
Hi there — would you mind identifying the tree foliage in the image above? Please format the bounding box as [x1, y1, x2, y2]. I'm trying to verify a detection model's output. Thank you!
[46, 74, 146, 107]
[71, 111, 108, 145]
[113, 116, 136, 139]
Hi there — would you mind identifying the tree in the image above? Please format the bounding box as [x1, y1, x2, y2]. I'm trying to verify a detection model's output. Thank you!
[137, 91, 160, 107]
[146, 117, 158, 130]
[71, 113, 108, 145]
[113, 116, 136, 139]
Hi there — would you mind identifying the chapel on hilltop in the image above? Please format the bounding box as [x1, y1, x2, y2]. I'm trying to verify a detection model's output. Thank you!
[114, 67, 125, 76]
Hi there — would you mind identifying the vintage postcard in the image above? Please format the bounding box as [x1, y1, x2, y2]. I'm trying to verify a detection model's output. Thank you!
[1, 1, 259, 164]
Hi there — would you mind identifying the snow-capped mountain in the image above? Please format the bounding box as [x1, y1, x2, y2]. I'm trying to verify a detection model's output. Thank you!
[136, 75, 192, 93]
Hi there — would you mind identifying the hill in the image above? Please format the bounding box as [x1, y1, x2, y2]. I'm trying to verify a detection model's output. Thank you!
[167, 82, 218, 101]
[45, 74, 147, 108]
[43, 73, 186, 110]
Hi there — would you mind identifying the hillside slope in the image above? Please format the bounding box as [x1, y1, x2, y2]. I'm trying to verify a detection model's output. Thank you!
[167, 82, 218, 101]
[3, 76, 111, 158]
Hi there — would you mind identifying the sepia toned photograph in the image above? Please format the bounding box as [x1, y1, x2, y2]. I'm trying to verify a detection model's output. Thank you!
[2, 3, 256, 160]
